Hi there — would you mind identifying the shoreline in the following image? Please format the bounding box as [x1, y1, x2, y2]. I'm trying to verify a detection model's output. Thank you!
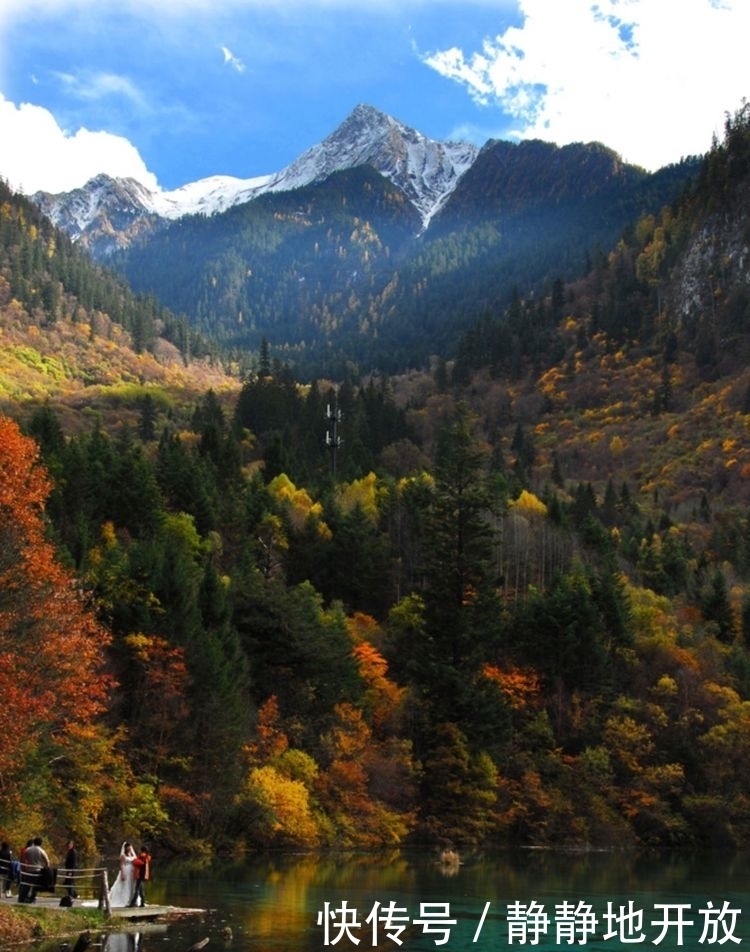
[0, 897, 207, 949]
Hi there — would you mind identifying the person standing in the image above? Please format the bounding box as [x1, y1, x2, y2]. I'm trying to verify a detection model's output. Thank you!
[130, 846, 151, 908]
[63, 840, 78, 899]
[108, 842, 137, 907]
[16, 840, 33, 903]
[23, 837, 50, 904]
[0, 842, 12, 897]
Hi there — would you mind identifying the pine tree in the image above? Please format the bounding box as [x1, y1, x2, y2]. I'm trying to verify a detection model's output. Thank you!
[702, 568, 735, 642]
[415, 404, 507, 745]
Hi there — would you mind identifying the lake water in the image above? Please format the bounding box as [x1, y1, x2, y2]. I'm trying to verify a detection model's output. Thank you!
[66, 850, 750, 952]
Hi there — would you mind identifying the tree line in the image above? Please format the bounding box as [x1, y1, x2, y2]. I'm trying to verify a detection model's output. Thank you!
[3, 106, 750, 858]
[3, 361, 750, 856]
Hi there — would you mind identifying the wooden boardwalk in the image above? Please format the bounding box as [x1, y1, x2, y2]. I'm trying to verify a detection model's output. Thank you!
[1, 893, 206, 920]
[2, 864, 206, 921]
[108, 904, 207, 921]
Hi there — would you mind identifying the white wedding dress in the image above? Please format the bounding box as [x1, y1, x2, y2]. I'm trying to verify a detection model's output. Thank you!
[108, 844, 136, 907]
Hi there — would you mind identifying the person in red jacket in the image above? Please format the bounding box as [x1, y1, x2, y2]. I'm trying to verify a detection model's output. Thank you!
[129, 846, 151, 907]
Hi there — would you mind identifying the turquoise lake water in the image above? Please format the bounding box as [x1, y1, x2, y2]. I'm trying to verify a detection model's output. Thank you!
[83, 849, 750, 952]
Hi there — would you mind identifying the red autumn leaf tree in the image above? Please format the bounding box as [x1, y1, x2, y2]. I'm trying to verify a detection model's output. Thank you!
[0, 415, 115, 825]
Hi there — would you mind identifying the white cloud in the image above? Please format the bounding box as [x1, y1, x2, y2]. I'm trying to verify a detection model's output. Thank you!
[54, 69, 150, 108]
[422, 0, 750, 170]
[220, 45, 245, 73]
[0, 94, 159, 193]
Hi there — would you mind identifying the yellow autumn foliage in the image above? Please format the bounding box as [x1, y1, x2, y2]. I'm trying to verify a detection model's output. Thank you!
[336, 471, 381, 522]
[268, 472, 331, 536]
[241, 764, 321, 846]
[510, 489, 547, 519]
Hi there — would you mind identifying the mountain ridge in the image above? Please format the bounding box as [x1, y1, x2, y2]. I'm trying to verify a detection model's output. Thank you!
[32, 102, 661, 259]
[30, 102, 702, 378]
[33, 103, 479, 255]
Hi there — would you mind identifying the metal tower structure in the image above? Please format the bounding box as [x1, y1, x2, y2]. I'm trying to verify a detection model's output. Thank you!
[325, 394, 342, 480]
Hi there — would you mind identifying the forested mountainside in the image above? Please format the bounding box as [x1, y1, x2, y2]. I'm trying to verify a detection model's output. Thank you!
[0, 180, 240, 430]
[108, 140, 699, 378]
[4, 106, 750, 860]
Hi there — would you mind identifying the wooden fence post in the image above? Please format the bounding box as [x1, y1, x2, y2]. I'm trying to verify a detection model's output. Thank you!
[99, 870, 111, 916]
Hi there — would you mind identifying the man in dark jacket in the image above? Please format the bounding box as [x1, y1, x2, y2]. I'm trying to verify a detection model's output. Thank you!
[63, 840, 78, 899]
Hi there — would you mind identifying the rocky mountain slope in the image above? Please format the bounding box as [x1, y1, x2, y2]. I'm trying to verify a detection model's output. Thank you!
[31, 104, 701, 377]
[33, 104, 477, 256]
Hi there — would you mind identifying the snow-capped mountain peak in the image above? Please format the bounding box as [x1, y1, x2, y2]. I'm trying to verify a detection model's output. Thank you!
[263, 103, 478, 225]
[33, 104, 478, 254]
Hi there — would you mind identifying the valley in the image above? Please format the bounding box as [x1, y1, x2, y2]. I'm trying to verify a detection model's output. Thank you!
[2, 103, 750, 855]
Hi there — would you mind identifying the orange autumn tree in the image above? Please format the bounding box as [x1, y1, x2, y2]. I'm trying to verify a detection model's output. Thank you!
[236, 696, 323, 848]
[123, 632, 190, 780]
[0, 416, 116, 846]
[315, 701, 416, 847]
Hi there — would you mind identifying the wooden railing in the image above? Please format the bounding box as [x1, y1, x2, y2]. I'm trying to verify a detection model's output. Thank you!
[13, 865, 112, 913]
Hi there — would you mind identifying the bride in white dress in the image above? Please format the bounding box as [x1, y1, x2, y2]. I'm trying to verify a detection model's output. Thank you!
[108, 842, 137, 907]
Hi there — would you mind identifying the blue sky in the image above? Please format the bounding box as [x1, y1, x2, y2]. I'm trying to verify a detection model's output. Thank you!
[0, 0, 748, 195]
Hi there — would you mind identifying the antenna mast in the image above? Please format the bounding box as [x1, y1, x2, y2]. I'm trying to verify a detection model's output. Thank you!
[325, 392, 342, 480]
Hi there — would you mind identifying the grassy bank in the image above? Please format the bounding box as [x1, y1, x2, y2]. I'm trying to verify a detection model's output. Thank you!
[0, 905, 107, 949]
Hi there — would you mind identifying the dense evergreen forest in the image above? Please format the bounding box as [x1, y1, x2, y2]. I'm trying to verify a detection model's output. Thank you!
[4, 106, 750, 861]
[112, 143, 700, 380]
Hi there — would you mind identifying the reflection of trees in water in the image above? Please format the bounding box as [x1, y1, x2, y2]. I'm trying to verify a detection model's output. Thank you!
[438, 847, 461, 878]
[245, 851, 417, 938]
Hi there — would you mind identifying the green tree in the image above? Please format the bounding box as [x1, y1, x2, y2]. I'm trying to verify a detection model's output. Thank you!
[156, 430, 219, 534]
[138, 393, 158, 442]
[419, 722, 498, 845]
[417, 404, 507, 746]
[518, 567, 610, 693]
[702, 568, 735, 642]
[233, 571, 364, 740]
[326, 502, 392, 617]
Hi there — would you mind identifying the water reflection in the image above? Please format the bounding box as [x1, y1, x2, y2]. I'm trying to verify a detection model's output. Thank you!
[176, 850, 748, 951]
[102, 933, 143, 952]
[25, 850, 750, 952]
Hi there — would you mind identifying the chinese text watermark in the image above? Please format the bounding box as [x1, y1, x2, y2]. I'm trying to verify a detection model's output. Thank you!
[316, 899, 742, 946]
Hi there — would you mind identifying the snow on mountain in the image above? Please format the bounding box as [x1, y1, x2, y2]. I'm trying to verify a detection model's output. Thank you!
[33, 170, 274, 239]
[148, 173, 274, 218]
[152, 104, 479, 225]
[32, 174, 151, 242]
[33, 105, 478, 253]
[260, 103, 478, 226]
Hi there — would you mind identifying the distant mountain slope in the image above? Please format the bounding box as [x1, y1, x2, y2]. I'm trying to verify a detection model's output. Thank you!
[445, 104, 750, 515]
[111, 149, 699, 377]
[32, 104, 700, 377]
[0, 180, 237, 429]
[432, 138, 642, 229]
